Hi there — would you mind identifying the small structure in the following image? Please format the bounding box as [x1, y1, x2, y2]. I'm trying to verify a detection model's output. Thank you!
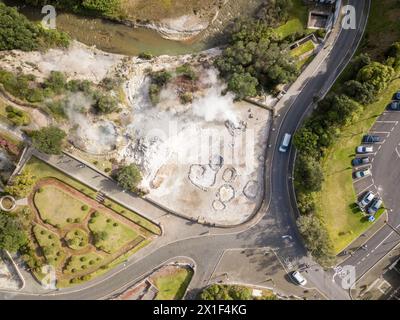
[0, 195, 16, 212]
[307, 0, 337, 30]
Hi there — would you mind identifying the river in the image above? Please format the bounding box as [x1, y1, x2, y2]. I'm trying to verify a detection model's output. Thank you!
[3, 0, 207, 56]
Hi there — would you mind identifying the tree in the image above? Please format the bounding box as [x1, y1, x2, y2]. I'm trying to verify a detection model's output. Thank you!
[115, 164, 142, 192]
[0, 212, 27, 253]
[295, 155, 324, 192]
[297, 215, 335, 266]
[4, 170, 35, 199]
[200, 284, 252, 300]
[0, 2, 69, 51]
[95, 94, 118, 114]
[256, 0, 293, 27]
[31, 126, 66, 155]
[343, 80, 376, 104]
[227, 73, 258, 100]
[356, 62, 394, 94]
[215, 18, 297, 97]
[44, 71, 67, 95]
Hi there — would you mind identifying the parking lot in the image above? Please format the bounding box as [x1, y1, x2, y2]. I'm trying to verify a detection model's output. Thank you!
[353, 109, 400, 224]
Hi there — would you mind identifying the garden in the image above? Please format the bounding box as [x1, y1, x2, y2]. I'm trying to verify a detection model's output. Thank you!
[17, 156, 160, 287]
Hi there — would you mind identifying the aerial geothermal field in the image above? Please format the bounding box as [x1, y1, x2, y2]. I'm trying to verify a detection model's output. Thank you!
[0, 42, 271, 226]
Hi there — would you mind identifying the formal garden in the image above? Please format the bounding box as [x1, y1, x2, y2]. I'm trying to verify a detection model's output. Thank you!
[7, 156, 161, 288]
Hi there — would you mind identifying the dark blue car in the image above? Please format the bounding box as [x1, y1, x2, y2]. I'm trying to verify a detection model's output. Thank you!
[352, 157, 370, 166]
[395, 91, 400, 100]
[389, 101, 400, 110]
[363, 135, 380, 143]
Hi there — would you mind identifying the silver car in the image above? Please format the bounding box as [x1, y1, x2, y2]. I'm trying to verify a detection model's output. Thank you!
[356, 146, 373, 154]
[354, 168, 371, 179]
[359, 191, 375, 210]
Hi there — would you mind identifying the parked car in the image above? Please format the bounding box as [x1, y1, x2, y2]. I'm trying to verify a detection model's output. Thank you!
[356, 146, 374, 154]
[363, 135, 380, 143]
[395, 91, 400, 100]
[389, 101, 400, 110]
[291, 271, 307, 286]
[359, 191, 375, 210]
[352, 157, 370, 167]
[354, 168, 371, 179]
[368, 198, 383, 215]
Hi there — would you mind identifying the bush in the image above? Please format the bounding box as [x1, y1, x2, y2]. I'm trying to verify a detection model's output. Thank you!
[81, 205, 89, 211]
[0, 213, 28, 253]
[0, 2, 69, 51]
[297, 215, 335, 266]
[115, 164, 142, 192]
[138, 52, 153, 60]
[176, 64, 198, 81]
[215, 18, 297, 98]
[95, 94, 118, 114]
[31, 126, 66, 155]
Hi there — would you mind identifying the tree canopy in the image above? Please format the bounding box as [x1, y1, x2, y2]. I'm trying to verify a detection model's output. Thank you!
[115, 164, 142, 192]
[0, 2, 69, 51]
[215, 18, 297, 99]
[0, 212, 28, 253]
[31, 126, 66, 155]
[200, 284, 253, 300]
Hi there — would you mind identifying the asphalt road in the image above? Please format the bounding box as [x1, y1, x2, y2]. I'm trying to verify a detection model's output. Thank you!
[0, 0, 371, 300]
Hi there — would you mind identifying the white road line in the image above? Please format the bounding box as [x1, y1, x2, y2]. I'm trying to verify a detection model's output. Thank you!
[354, 175, 373, 183]
[371, 131, 390, 134]
[396, 147, 400, 158]
[374, 228, 398, 251]
[357, 184, 374, 196]
[376, 121, 398, 124]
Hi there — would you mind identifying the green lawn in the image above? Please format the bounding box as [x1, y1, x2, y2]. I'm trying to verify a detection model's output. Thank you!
[88, 212, 139, 254]
[315, 79, 400, 253]
[25, 157, 161, 235]
[154, 267, 194, 300]
[290, 40, 315, 58]
[34, 186, 91, 228]
[65, 228, 89, 250]
[274, 0, 311, 39]
[359, 0, 400, 59]
[63, 252, 103, 275]
[33, 224, 65, 268]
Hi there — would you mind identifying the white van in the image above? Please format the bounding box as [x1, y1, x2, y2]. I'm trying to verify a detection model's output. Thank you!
[291, 271, 307, 286]
[279, 133, 292, 153]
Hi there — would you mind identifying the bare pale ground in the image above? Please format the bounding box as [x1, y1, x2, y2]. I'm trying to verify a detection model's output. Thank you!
[0, 42, 270, 226]
[0, 41, 123, 84]
[0, 256, 21, 291]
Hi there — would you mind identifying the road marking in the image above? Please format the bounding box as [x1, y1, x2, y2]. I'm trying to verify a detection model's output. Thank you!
[374, 225, 400, 251]
[396, 147, 400, 159]
[357, 184, 374, 196]
[376, 121, 398, 124]
[370, 131, 390, 134]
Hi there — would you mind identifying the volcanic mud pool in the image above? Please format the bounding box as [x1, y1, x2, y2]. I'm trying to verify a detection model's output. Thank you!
[122, 63, 271, 225]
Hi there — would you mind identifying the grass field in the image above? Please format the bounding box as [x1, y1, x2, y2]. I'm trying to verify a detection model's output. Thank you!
[88, 212, 139, 254]
[274, 0, 311, 40]
[290, 40, 315, 58]
[315, 79, 400, 253]
[64, 252, 103, 274]
[65, 228, 89, 250]
[25, 157, 161, 235]
[34, 186, 90, 228]
[359, 0, 400, 59]
[154, 267, 194, 300]
[33, 224, 65, 268]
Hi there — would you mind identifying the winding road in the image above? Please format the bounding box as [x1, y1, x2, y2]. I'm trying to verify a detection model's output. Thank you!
[0, 0, 372, 300]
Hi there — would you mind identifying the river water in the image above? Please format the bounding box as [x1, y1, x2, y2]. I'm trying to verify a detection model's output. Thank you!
[4, 0, 207, 56]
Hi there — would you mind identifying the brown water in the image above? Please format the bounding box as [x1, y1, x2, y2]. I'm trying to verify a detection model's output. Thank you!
[4, 1, 207, 56]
